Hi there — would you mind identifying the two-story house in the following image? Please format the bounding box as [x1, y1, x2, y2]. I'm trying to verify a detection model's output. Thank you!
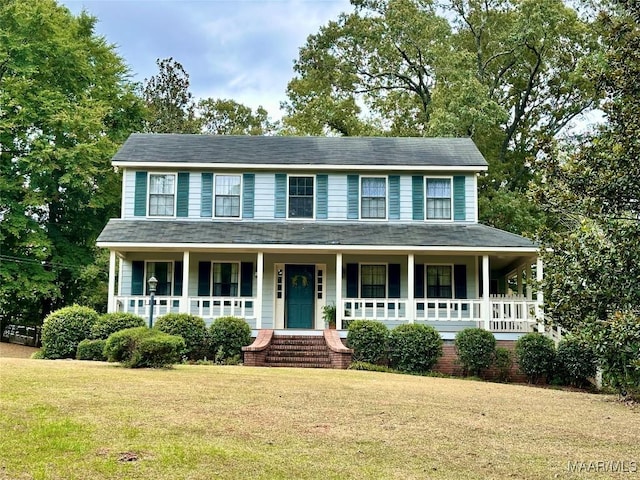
[97, 134, 542, 346]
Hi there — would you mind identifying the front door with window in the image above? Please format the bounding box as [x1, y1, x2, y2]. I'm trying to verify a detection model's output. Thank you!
[285, 265, 315, 328]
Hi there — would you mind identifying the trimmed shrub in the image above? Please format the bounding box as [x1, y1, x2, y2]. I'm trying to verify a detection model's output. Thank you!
[554, 335, 598, 387]
[76, 339, 107, 361]
[515, 333, 556, 383]
[154, 313, 207, 360]
[348, 361, 397, 374]
[346, 320, 389, 364]
[209, 316, 252, 364]
[104, 327, 184, 368]
[31, 350, 45, 360]
[493, 347, 513, 383]
[455, 328, 496, 376]
[388, 324, 443, 374]
[91, 312, 145, 340]
[41, 306, 100, 359]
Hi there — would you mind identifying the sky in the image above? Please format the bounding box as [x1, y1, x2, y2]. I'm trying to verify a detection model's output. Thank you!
[61, 0, 352, 120]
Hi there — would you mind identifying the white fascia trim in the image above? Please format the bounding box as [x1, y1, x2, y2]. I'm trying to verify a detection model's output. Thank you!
[97, 242, 538, 255]
[112, 161, 488, 173]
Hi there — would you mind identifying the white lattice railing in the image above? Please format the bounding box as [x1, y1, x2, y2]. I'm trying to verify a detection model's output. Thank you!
[114, 296, 257, 322]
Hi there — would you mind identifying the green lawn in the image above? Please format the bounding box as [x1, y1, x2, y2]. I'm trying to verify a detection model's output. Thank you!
[0, 358, 637, 479]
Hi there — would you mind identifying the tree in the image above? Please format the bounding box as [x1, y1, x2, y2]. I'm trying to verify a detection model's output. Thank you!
[533, 0, 640, 331]
[0, 0, 144, 321]
[198, 98, 277, 135]
[142, 57, 200, 133]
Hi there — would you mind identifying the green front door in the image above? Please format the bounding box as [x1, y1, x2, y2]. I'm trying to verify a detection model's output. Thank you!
[285, 265, 315, 328]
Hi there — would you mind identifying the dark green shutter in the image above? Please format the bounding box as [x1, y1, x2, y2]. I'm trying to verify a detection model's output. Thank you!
[347, 175, 359, 219]
[197, 262, 211, 296]
[134, 171, 147, 217]
[453, 176, 466, 221]
[346, 263, 359, 298]
[389, 175, 400, 220]
[240, 262, 254, 297]
[275, 173, 286, 218]
[174, 261, 183, 296]
[201, 173, 213, 217]
[243, 173, 255, 219]
[412, 176, 424, 220]
[414, 264, 425, 298]
[176, 172, 189, 217]
[454, 264, 467, 299]
[388, 264, 401, 298]
[131, 261, 144, 295]
[316, 174, 328, 219]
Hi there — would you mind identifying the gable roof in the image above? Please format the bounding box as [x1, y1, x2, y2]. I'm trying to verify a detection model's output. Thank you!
[112, 134, 488, 170]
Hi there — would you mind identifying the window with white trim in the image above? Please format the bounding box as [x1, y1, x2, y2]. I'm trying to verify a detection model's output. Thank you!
[427, 265, 452, 298]
[215, 175, 241, 218]
[361, 177, 386, 219]
[288, 176, 314, 218]
[361, 264, 386, 298]
[146, 261, 173, 295]
[213, 262, 239, 296]
[149, 174, 175, 216]
[426, 178, 451, 220]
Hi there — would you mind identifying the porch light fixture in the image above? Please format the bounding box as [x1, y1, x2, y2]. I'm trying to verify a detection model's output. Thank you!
[147, 276, 158, 328]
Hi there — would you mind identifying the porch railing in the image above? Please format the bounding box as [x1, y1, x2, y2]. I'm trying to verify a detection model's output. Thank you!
[114, 296, 257, 322]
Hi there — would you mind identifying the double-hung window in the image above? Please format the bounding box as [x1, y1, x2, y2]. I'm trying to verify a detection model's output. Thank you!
[361, 177, 386, 219]
[149, 174, 175, 216]
[288, 176, 314, 218]
[215, 175, 241, 218]
[427, 265, 452, 298]
[426, 178, 452, 220]
[213, 262, 239, 296]
[361, 265, 386, 298]
[146, 261, 173, 295]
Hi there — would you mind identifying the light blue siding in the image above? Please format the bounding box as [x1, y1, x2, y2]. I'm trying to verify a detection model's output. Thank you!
[189, 172, 201, 218]
[399, 176, 413, 220]
[327, 175, 348, 219]
[254, 173, 274, 219]
[123, 170, 136, 218]
[465, 174, 477, 222]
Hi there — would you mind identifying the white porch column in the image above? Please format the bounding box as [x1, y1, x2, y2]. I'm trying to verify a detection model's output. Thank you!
[407, 254, 415, 323]
[336, 252, 343, 330]
[526, 263, 533, 301]
[108, 250, 116, 313]
[256, 252, 264, 329]
[117, 257, 123, 296]
[482, 255, 490, 330]
[536, 256, 544, 333]
[181, 251, 190, 314]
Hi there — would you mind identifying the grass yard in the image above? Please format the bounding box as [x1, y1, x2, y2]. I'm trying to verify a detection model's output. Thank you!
[0, 358, 638, 480]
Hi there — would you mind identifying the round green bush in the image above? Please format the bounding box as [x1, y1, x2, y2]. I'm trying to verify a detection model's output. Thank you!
[153, 313, 207, 360]
[347, 320, 389, 364]
[388, 324, 443, 374]
[493, 347, 513, 382]
[555, 335, 597, 387]
[104, 326, 185, 368]
[455, 328, 496, 376]
[515, 332, 556, 383]
[41, 305, 100, 359]
[90, 312, 145, 340]
[76, 339, 107, 361]
[209, 316, 252, 364]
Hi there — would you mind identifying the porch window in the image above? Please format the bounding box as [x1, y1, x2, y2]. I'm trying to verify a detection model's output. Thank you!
[146, 261, 173, 295]
[361, 177, 386, 219]
[427, 265, 452, 298]
[213, 262, 239, 296]
[215, 175, 241, 218]
[426, 178, 451, 220]
[149, 174, 175, 216]
[361, 265, 386, 298]
[288, 176, 314, 218]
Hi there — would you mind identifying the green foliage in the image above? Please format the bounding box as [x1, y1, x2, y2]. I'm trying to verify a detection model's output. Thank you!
[209, 316, 252, 364]
[153, 313, 208, 361]
[515, 333, 556, 384]
[41, 306, 99, 359]
[322, 303, 337, 328]
[90, 312, 145, 340]
[104, 327, 184, 368]
[493, 347, 514, 383]
[388, 324, 443, 374]
[198, 98, 277, 135]
[348, 362, 398, 374]
[346, 320, 389, 364]
[554, 335, 598, 387]
[76, 339, 107, 361]
[30, 350, 45, 360]
[455, 328, 496, 376]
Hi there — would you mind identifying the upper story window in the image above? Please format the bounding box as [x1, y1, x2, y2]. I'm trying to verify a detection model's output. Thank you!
[213, 262, 239, 296]
[426, 177, 451, 220]
[361, 264, 386, 298]
[215, 175, 241, 218]
[149, 174, 175, 216]
[288, 176, 314, 218]
[427, 265, 452, 298]
[361, 177, 386, 219]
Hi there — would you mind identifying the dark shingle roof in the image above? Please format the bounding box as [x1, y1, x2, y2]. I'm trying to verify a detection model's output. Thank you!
[97, 220, 536, 249]
[112, 134, 488, 168]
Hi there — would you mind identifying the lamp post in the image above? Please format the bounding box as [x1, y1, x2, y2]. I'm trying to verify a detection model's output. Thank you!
[148, 276, 158, 328]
